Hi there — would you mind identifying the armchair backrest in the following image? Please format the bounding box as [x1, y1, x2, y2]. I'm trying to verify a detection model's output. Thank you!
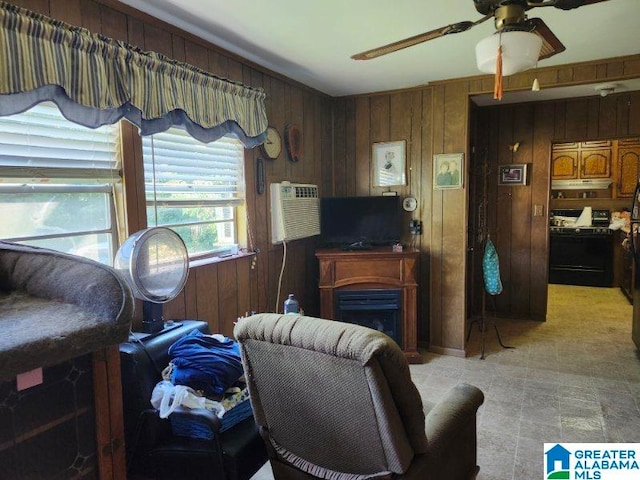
[234, 313, 428, 479]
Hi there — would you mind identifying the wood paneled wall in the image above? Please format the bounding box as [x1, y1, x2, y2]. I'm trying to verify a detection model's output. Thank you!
[473, 91, 640, 321]
[9, 0, 640, 354]
[336, 55, 640, 356]
[10, 0, 333, 336]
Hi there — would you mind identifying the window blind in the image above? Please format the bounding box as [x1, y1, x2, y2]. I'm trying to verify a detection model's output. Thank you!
[142, 128, 245, 206]
[0, 102, 120, 181]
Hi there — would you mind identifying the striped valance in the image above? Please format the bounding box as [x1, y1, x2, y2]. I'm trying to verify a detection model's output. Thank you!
[0, 2, 267, 147]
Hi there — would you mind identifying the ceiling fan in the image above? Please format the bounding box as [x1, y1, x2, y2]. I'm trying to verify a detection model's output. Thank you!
[351, 0, 609, 63]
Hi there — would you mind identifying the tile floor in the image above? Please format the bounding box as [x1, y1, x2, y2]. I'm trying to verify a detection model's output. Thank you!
[252, 284, 639, 480]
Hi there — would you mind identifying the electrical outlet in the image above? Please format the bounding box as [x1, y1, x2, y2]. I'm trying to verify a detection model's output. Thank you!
[409, 220, 422, 235]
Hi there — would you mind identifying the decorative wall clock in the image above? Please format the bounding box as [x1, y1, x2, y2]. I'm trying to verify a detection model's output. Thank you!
[261, 126, 281, 160]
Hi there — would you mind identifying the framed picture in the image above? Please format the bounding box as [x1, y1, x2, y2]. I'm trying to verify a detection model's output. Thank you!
[373, 140, 406, 187]
[433, 153, 464, 190]
[498, 164, 529, 186]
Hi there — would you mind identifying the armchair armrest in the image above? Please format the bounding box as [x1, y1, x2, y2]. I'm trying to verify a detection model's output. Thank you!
[424, 383, 484, 455]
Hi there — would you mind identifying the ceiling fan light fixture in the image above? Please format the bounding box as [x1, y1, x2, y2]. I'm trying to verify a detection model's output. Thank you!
[476, 31, 543, 76]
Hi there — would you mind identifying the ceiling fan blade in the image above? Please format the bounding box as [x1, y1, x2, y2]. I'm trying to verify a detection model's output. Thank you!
[351, 15, 491, 61]
[552, 0, 610, 10]
[526, 17, 566, 60]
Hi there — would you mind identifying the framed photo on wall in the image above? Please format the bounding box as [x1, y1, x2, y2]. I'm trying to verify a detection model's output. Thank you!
[433, 153, 464, 190]
[373, 140, 406, 187]
[498, 164, 529, 186]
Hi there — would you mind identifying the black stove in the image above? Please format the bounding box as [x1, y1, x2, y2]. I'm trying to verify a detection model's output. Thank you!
[549, 208, 613, 287]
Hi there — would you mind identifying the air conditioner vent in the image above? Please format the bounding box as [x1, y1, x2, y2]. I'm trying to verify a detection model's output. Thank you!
[270, 183, 320, 244]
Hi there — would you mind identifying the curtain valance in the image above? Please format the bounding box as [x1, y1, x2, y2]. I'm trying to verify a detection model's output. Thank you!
[0, 2, 267, 147]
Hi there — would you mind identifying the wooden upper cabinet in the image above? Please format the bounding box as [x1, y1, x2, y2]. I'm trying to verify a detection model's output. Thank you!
[551, 150, 579, 179]
[551, 142, 612, 180]
[617, 145, 640, 198]
[580, 149, 611, 178]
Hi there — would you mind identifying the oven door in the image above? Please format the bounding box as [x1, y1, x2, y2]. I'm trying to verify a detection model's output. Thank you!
[549, 233, 613, 287]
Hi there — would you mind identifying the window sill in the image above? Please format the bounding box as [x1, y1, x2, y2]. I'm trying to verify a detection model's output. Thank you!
[189, 250, 256, 269]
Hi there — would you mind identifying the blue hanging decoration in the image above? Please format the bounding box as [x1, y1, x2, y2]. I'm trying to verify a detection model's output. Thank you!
[483, 238, 503, 296]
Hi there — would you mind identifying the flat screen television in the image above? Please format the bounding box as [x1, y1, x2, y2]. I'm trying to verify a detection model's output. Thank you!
[320, 196, 401, 249]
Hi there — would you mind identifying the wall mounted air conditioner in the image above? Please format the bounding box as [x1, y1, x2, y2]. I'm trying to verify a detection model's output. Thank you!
[270, 182, 320, 244]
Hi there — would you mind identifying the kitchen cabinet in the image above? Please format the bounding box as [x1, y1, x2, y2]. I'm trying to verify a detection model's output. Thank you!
[615, 138, 640, 198]
[551, 141, 612, 180]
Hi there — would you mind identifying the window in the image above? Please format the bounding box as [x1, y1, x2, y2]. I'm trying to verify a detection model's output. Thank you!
[142, 127, 245, 258]
[0, 103, 121, 265]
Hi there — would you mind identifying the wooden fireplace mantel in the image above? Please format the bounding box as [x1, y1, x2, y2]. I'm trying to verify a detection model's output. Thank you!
[315, 247, 421, 363]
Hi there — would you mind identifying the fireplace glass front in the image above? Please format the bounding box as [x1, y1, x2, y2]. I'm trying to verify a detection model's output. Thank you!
[334, 289, 402, 347]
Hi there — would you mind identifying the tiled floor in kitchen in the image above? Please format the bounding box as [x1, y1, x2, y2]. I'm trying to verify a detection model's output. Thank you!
[252, 284, 639, 480]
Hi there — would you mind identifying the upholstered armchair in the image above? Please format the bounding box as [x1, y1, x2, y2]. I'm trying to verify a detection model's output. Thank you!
[234, 313, 484, 480]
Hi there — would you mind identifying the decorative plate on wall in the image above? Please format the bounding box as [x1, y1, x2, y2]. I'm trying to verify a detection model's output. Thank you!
[285, 123, 302, 162]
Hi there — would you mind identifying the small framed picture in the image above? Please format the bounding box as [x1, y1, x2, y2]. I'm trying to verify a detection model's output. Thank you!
[433, 153, 464, 190]
[498, 164, 529, 186]
[373, 140, 406, 187]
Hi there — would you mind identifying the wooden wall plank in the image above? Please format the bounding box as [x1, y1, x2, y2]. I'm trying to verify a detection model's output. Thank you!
[302, 91, 315, 182]
[630, 91, 640, 134]
[510, 104, 534, 316]
[429, 84, 446, 349]
[184, 39, 208, 70]
[80, 0, 101, 33]
[236, 256, 252, 317]
[418, 87, 433, 346]
[343, 98, 357, 196]
[390, 91, 412, 201]
[530, 101, 554, 319]
[617, 94, 630, 137]
[99, 4, 126, 39]
[183, 273, 198, 320]
[50, 0, 81, 24]
[369, 95, 390, 196]
[354, 97, 371, 195]
[586, 97, 601, 138]
[217, 261, 238, 337]
[195, 264, 220, 332]
[599, 95, 619, 138]
[142, 22, 172, 56]
[15, 0, 48, 14]
[495, 106, 514, 314]
[209, 50, 229, 78]
[565, 99, 588, 140]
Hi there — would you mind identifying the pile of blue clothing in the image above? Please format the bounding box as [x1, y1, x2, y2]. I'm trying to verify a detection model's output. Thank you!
[168, 330, 244, 397]
[168, 330, 253, 432]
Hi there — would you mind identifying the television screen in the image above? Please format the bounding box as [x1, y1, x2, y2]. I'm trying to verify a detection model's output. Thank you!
[320, 196, 401, 248]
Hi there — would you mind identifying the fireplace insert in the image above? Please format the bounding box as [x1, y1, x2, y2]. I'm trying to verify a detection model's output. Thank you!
[334, 289, 402, 346]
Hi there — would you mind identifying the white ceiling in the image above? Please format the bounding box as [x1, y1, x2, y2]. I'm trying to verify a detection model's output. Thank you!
[118, 0, 640, 97]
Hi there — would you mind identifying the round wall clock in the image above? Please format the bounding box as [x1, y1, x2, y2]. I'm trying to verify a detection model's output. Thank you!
[261, 126, 282, 160]
[285, 123, 302, 162]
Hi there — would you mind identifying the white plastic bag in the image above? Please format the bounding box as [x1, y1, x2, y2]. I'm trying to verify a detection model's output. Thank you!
[150, 380, 225, 419]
